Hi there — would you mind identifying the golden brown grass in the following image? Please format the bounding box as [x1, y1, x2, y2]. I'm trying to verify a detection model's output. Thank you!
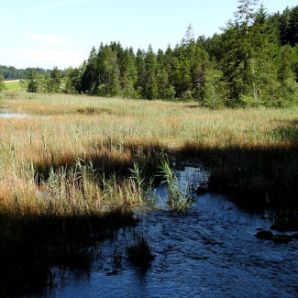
[0, 92, 297, 216]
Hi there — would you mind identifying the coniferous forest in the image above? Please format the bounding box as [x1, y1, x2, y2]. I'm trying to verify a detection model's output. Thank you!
[9, 1, 297, 108]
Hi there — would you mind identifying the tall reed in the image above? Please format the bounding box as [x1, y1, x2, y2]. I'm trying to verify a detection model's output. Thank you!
[159, 156, 191, 211]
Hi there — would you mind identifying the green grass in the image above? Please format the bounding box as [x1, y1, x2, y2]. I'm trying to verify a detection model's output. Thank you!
[4, 80, 21, 91]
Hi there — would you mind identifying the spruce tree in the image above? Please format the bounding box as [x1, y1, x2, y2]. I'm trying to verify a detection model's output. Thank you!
[288, 6, 298, 46]
[81, 47, 99, 94]
[135, 49, 146, 97]
[121, 48, 137, 98]
[144, 45, 158, 99]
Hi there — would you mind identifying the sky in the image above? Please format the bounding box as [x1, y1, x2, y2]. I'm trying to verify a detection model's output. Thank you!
[0, 0, 297, 69]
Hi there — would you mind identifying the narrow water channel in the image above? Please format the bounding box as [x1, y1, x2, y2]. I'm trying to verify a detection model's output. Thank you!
[42, 165, 298, 298]
[0, 112, 27, 119]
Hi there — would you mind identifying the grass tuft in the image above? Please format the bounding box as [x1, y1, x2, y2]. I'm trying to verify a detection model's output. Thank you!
[160, 156, 192, 211]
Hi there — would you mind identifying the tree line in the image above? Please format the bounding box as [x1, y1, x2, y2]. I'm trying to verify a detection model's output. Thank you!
[4, 0, 298, 107]
[0, 66, 49, 81]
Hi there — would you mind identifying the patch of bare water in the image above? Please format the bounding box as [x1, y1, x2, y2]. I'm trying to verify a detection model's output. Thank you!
[0, 112, 28, 119]
[43, 163, 298, 298]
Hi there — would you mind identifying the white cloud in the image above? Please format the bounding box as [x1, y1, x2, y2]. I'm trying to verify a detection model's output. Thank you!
[26, 33, 66, 46]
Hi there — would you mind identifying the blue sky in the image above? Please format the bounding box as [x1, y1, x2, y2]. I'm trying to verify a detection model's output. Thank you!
[1, 0, 297, 69]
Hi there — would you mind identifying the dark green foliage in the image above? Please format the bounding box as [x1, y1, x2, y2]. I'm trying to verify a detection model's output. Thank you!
[47, 67, 62, 93]
[26, 70, 39, 93]
[201, 68, 227, 108]
[0, 75, 4, 92]
[279, 6, 298, 46]
[63, 1, 297, 106]
[0, 65, 49, 80]
[144, 45, 158, 99]
[64, 67, 82, 94]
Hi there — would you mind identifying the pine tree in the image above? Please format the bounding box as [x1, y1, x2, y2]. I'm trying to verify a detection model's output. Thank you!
[156, 68, 171, 99]
[235, 0, 259, 26]
[276, 45, 298, 106]
[120, 48, 137, 98]
[97, 45, 121, 96]
[81, 47, 99, 94]
[181, 24, 195, 46]
[144, 45, 158, 99]
[135, 49, 146, 97]
[220, 0, 273, 104]
[279, 8, 291, 45]
[288, 6, 298, 46]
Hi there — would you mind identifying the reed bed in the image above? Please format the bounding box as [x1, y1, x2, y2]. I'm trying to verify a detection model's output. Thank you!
[0, 92, 298, 216]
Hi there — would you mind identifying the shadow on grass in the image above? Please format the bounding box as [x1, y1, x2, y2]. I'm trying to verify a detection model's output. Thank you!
[34, 142, 164, 185]
[269, 119, 298, 145]
[34, 120, 298, 210]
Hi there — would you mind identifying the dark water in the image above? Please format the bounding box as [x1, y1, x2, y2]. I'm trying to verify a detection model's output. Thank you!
[32, 166, 298, 298]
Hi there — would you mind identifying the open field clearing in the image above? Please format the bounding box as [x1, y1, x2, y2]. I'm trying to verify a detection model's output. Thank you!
[3, 80, 21, 91]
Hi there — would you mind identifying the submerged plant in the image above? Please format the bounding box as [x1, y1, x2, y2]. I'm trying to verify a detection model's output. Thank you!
[159, 156, 191, 211]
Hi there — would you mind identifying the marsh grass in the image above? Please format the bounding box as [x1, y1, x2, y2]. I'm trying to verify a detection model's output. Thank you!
[160, 156, 192, 211]
[0, 93, 297, 215]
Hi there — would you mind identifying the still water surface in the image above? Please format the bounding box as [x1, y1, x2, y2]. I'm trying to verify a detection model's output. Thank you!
[34, 166, 298, 297]
[0, 112, 27, 119]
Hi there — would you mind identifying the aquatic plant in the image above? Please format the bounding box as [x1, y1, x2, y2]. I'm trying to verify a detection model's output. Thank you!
[160, 156, 191, 211]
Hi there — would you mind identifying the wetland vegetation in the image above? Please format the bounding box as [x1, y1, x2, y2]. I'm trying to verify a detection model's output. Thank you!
[0, 93, 298, 295]
[1, 0, 298, 296]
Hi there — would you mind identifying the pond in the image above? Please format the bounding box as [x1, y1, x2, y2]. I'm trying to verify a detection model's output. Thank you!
[41, 165, 298, 298]
[0, 112, 27, 119]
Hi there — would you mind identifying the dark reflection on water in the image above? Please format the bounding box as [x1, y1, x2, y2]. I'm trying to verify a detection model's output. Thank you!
[26, 166, 298, 297]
